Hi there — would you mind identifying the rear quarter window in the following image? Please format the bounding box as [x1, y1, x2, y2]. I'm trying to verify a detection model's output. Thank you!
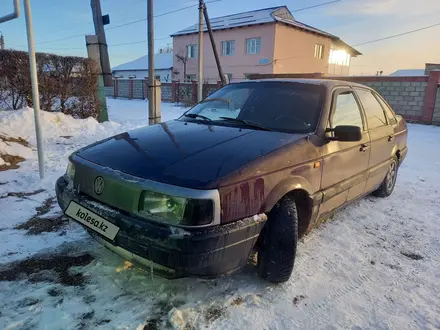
[375, 93, 397, 125]
[355, 88, 387, 129]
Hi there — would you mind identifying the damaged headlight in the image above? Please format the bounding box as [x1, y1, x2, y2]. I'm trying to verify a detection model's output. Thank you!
[139, 190, 213, 226]
[65, 160, 75, 182]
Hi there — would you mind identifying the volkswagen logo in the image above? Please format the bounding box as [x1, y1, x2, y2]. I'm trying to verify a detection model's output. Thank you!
[94, 176, 105, 195]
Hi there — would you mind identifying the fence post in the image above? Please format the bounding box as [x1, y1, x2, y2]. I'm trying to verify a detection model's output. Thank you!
[191, 80, 198, 104]
[422, 70, 440, 124]
[129, 79, 134, 99]
[114, 79, 118, 98]
[171, 80, 177, 103]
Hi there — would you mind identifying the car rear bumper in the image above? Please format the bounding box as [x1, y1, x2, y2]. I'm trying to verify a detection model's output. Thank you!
[56, 176, 266, 278]
[399, 146, 408, 165]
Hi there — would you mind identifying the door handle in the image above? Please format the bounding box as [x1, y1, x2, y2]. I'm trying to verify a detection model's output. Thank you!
[388, 135, 394, 142]
[360, 144, 370, 152]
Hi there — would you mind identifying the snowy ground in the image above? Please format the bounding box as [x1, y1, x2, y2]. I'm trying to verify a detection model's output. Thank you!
[0, 98, 439, 330]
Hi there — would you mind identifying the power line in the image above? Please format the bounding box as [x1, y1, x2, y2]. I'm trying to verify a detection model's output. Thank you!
[292, 0, 342, 12]
[353, 22, 440, 46]
[9, 0, 337, 48]
[105, 0, 221, 31]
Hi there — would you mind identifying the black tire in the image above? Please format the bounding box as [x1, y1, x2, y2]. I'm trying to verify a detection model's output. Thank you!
[257, 195, 298, 283]
[373, 156, 399, 197]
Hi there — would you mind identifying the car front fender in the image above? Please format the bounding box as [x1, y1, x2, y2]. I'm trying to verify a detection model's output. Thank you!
[261, 176, 320, 213]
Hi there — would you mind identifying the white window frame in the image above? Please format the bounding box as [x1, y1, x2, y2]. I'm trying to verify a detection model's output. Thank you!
[314, 44, 324, 59]
[187, 44, 197, 58]
[221, 40, 235, 56]
[245, 37, 261, 54]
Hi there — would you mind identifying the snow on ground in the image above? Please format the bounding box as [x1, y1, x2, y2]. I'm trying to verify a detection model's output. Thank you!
[0, 99, 439, 329]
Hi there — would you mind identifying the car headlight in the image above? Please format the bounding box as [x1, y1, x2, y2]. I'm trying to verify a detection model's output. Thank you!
[139, 190, 214, 226]
[65, 160, 75, 181]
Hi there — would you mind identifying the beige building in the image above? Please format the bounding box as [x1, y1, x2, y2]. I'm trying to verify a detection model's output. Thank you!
[171, 6, 361, 82]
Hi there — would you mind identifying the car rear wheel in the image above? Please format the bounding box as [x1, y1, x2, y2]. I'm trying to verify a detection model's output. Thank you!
[257, 195, 298, 283]
[373, 156, 399, 197]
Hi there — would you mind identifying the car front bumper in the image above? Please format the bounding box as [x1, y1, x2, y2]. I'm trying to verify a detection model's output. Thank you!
[56, 176, 267, 278]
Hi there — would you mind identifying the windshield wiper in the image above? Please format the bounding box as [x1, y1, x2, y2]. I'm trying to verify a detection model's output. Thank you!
[184, 113, 212, 121]
[219, 117, 272, 131]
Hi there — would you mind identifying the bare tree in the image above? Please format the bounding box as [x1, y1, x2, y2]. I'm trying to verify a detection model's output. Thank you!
[175, 52, 188, 82]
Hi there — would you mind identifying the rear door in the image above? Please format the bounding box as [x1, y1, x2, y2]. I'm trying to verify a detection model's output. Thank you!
[318, 88, 371, 217]
[354, 88, 396, 192]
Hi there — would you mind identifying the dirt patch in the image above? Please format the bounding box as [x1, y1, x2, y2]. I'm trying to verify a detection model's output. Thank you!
[293, 295, 306, 305]
[60, 135, 73, 139]
[0, 188, 45, 199]
[36, 197, 55, 216]
[0, 135, 29, 171]
[0, 253, 94, 286]
[17, 297, 40, 307]
[78, 310, 96, 330]
[15, 197, 68, 235]
[230, 296, 245, 306]
[143, 318, 161, 330]
[0, 134, 30, 148]
[205, 305, 226, 323]
[401, 251, 424, 260]
[0, 181, 8, 185]
[47, 287, 63, 297]
[15, 214, 69, 235]
[0, 154, 25, 171]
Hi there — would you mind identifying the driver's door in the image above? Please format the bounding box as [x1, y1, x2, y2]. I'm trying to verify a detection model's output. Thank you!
[318, 88, 371, 217]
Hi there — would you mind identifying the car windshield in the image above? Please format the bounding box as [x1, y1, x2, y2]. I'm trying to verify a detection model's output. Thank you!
[180, 81, 325, 133]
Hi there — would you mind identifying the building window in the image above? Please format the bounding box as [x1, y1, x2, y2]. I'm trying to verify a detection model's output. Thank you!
[187, 44, 197, 58]
[185, 74, 196, 82]
[314, 44, 324, 59]
[246, 37, 261, 54]
[221, 40, 235, 56]
[329, 49, 351, 66]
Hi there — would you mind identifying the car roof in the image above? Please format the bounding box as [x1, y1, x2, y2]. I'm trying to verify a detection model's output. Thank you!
[235, 78, 372, 90]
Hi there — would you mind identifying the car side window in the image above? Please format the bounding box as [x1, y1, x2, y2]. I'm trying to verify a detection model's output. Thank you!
[331, 91, 364, 130]
[375, 93, 397, 125]
[355, 88, 387, 129]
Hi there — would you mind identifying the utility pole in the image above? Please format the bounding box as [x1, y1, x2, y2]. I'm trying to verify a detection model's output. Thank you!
[203, 4, 225, 85]
[0, 32, 4, 50]
[24, 0, 44, 178]
[91, 0, 112, 87]
[147, 0, 161, 125]
[197, 0, 204, 102]
[90, 0, 109, 122]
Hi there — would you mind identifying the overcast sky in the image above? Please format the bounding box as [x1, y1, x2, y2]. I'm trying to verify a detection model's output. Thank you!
[1, 0, 439, 75]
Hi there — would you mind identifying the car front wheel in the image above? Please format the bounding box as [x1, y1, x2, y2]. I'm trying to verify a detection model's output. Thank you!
[257, 195, 298, 283]
[373, 156, 399, 197]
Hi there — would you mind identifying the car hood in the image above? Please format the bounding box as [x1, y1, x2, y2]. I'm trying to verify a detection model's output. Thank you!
[76, 120, 305, 189]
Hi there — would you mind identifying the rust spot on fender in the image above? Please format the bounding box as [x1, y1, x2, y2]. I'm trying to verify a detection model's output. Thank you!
[220, 178, 265, 223]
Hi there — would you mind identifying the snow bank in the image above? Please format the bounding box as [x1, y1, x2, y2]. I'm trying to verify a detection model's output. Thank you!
[0, 99, 188, 263]
[0, 107, 122, 144]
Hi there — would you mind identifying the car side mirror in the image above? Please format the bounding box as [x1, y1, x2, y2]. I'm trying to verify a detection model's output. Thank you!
[328, 125, 362, 142]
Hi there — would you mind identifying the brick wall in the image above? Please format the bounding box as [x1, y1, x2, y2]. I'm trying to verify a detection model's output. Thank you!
[133, 80, 144, 99]
[357, 80, 428, 119]
[162, 83, 172, 101]
[104, 86, 113, 97]
[118, 80, 129, 98]
[433, 87, 440, 125]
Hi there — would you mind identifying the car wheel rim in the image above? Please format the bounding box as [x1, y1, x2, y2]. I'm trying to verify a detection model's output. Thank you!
[386, 161, 397, 191]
